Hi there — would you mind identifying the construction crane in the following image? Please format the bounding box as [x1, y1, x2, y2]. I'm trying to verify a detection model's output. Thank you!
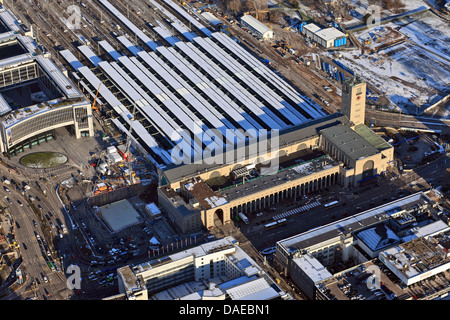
[123, 101, 137, 185]
[92, 83, 101, 111]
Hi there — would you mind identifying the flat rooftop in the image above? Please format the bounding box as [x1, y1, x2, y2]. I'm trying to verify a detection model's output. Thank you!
[122, 236, 284, 300]
[354, 124, 392, 151]
[0, 8, 18, 32]
[184, 178, 228, 210]
[293, 254, 333, 284]
[0, 52, 34, 70]
[99, 199, 142, 232]
[277, 192, 434, 254]
[1, 98, 86, 128]
[381, 233, 450, 281]
[320, 257, 450, 300]
[162, 113, 349, 184]
[303, 23, 321, 33]
[314, 27, 346, 41]
[220, 154, 339, 202]
[320, 124, 380, 162]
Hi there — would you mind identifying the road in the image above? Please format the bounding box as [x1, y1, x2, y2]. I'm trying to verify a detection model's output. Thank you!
[0, 169, 75, 300]
[240, 153, 449, 251]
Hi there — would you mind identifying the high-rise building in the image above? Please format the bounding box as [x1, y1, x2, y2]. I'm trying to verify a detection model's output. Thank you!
[341, 76, 366, 127]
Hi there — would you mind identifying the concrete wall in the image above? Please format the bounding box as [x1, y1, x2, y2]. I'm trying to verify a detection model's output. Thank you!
[89, 183, 147, 207]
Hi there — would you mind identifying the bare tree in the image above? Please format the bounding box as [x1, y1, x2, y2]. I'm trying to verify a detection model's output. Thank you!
[227, 0, 242, 15]
[382, 0, 405, 13]
[245, 0, 267, 20]
[391, 0, 405, 13]
[268, 10, 282, 23]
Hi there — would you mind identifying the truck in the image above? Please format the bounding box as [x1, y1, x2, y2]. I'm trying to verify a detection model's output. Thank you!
[238, 212, 249, 224]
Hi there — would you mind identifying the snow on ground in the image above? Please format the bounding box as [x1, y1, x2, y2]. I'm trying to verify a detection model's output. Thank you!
[335, 42, 450, 111]
[395, 11, 450, 59]
[400, 0, 430, 11]
[334, 10, 450, 114]
[341, 0, 430, 27]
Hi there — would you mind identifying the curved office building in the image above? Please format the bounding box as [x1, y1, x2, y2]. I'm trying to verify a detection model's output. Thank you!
[0, 7, 93, 156]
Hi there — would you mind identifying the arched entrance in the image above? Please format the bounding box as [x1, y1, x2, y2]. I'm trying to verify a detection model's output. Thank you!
[213, 209, 224, 227]
[362, 160, 375, 179]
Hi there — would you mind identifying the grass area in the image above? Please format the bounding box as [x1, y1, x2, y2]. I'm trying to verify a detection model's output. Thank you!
[20, 152, 67, 169]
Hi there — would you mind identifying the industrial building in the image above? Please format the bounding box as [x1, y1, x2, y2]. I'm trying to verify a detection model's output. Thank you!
[240, 15, 274, 40]
[302, 23, 322, 40]
[114, 236, 289, 300]
[272, 190, 450, 299]
[301, 23, 347, 48]
[0, 7, 93, 156]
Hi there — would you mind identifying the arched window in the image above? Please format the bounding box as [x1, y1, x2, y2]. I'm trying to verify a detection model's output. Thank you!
[362, 160, 374, 179]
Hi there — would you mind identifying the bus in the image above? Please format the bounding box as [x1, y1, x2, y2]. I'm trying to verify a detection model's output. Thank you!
[264, 221, 278, 230]
[324, 200, 339, 209]
[264, 218, 287, 230]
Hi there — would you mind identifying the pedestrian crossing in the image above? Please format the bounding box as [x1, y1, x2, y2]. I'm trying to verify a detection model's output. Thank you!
[272, 201, 321, 221]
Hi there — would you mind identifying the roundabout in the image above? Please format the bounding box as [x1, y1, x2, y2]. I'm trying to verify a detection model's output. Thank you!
[19, 152, 68, 169]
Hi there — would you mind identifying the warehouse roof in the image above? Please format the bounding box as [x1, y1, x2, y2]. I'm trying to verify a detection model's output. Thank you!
[314, 27, 346, 41]
[303, 23, 322, 34]
[240, 15, 272, 35]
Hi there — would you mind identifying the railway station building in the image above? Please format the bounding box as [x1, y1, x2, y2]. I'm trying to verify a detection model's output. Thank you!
[158, 77, 394, 233]
[52, 0, 393, 234]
